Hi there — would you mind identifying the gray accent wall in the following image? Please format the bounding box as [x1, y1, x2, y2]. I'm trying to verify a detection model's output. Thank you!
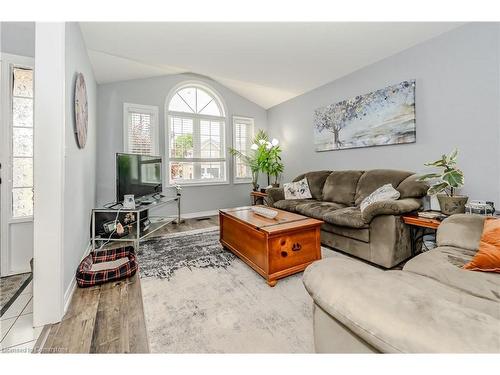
[63, 23, 97, 293]
[97, 74, 267, 215]
[267, 23, 500, 206]
[0, 22, 35, 57]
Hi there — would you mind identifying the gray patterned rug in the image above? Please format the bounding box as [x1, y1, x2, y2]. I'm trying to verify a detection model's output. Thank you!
[0, 272, 32, 317]
[138, 228, 235, 280]
[138, 227, 338, 353]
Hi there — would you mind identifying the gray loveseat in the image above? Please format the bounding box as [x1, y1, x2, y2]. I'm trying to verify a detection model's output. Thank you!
[302, 214, 500, 353]
[267, 170, 428, 268]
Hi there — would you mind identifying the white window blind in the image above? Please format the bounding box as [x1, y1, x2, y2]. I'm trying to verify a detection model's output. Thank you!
[233, 116, 255, 182]
[167, 84, 227, 185]
[123, 103, 159, 155]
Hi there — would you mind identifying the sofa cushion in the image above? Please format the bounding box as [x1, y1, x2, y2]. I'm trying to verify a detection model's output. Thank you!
[404, 246, 500, 302]
[323, 207, 368, 229]
[397, 174, 429, 198]
[321, 222, 370, 243]
[293, 171, 332, 200]
[322, 170, 363, 206]
[295, 201, 346, 220]
[273, 199, 315, 213]
[303, 257, 500, 353]
[354, 169, 413, 206]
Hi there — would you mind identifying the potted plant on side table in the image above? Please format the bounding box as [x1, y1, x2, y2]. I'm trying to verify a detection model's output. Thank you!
[261, 138, 284, 188]
[418, 149, 468, 215]
[229, 129, 268, 191]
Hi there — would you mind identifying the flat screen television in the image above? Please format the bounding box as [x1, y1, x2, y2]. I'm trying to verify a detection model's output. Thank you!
[116, 153, 162, 202]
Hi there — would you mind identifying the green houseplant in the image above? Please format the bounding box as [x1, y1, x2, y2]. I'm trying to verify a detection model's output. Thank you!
[229, 130, 268, 191]
[229, 129, 285, 190]
[418, 149, 468, 215]
[259, 137, 284, 187]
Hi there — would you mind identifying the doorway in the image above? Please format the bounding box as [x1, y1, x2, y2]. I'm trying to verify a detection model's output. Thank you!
[0, 53, 38, 352]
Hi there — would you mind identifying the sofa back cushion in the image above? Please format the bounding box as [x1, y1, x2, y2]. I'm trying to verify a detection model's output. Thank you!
[322, 170, 363, 206]
[437, 214, 486, 251]
[397, 174, 429, 199]
[293, 170, 332, 200]
[354, 169, 413, 206]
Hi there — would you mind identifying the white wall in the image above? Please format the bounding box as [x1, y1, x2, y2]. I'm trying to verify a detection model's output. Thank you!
[63, 22, 97, 300]
[267, 23, 500, 205]
[33, 22, 66, 326]
[33, 22, 97, 325]
[97, 74, 267, 216]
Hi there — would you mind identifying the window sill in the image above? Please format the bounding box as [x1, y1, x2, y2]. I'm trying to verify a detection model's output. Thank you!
[233, 179, 253, 185]
[9, 216, 34, 224]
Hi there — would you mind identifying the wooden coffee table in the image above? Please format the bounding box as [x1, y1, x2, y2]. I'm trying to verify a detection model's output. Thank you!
[219, 206, 323, 286]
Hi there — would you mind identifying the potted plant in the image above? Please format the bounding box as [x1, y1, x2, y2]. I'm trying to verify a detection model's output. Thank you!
[229, 130, 285, 190]
[418, 149, 468, 215]
[228, 130, 268, 191]
[261, 139, 284, 187]
[252, 132, 284, 188]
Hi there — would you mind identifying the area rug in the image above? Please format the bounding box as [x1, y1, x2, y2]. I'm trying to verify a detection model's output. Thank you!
[137, 227, 338, 353]
[0, 272, 32, 317]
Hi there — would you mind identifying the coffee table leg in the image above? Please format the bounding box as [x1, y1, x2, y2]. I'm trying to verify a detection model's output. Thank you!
[267, 279, 277, 287]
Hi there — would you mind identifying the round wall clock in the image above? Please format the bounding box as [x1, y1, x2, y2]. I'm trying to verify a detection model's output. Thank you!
[74, 73, 88, 149]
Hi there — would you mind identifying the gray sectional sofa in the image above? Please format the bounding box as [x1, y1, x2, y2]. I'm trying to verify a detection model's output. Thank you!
[266, 170, 428, 268]
[303, 214, 500, 353]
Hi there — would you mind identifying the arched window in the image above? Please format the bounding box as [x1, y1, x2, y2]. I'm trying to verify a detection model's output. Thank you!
[166, 83, 227, 185]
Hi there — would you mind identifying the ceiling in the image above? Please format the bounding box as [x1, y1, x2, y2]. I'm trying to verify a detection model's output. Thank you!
[80, 22, 462, 109]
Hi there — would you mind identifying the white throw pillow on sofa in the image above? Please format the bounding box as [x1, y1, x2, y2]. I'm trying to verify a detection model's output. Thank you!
[284, 178, 313, 200]
[360, 184, 400, 212]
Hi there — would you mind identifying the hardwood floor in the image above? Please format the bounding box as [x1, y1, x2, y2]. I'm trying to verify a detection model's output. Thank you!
[39, 216, 219, 354]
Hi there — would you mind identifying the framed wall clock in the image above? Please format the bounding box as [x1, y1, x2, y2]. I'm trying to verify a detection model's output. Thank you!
[74, 73, 88, 149]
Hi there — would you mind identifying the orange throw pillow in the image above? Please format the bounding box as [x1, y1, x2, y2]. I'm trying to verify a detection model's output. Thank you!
[463, 217, 500, 273]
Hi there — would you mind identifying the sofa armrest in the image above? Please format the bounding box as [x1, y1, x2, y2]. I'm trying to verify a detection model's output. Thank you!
[266, 187, 285, 207]
[361, 198, 422, 223]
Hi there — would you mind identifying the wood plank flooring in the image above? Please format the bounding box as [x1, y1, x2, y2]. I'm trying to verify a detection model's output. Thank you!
[39, 216, 219, 354]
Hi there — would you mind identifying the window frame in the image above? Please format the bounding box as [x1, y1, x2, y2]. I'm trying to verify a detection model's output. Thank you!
[123, 102, 160, 155]
[165, 82, 229, 186]
[232, 115, 255, 184]
[0, 54, 35, 222]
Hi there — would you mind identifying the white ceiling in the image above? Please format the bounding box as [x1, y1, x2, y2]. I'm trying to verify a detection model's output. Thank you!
[80, 22, 462, 109]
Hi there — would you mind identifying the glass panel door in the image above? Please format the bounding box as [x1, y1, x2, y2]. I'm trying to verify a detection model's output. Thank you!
[11, 68, 34, 218]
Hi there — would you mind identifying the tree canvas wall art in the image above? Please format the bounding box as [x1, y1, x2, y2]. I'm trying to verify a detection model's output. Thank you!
[313, 80, 416, 151]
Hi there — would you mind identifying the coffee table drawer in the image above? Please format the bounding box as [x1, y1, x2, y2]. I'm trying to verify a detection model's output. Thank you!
[268, 228, 321, 274]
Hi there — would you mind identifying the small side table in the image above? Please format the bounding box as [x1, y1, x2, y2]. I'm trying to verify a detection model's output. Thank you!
[250, 191, 268, 206]
[402, 214, 442, 257]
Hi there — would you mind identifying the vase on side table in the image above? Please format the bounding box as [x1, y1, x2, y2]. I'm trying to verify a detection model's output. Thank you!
[437, 194, 468, 215]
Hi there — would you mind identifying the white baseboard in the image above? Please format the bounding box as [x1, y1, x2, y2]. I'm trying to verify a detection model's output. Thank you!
[174, 206, 254, 220]
[63, 277, 76, 315]
[63, 243, 91, 315]
[181, 209, 219, 219]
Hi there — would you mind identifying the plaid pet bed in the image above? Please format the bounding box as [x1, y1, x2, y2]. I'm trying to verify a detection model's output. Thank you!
[76, 246, 138, 287]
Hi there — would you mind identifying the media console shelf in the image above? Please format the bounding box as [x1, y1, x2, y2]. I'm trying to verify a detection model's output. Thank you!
[91, 195, 182, 252]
